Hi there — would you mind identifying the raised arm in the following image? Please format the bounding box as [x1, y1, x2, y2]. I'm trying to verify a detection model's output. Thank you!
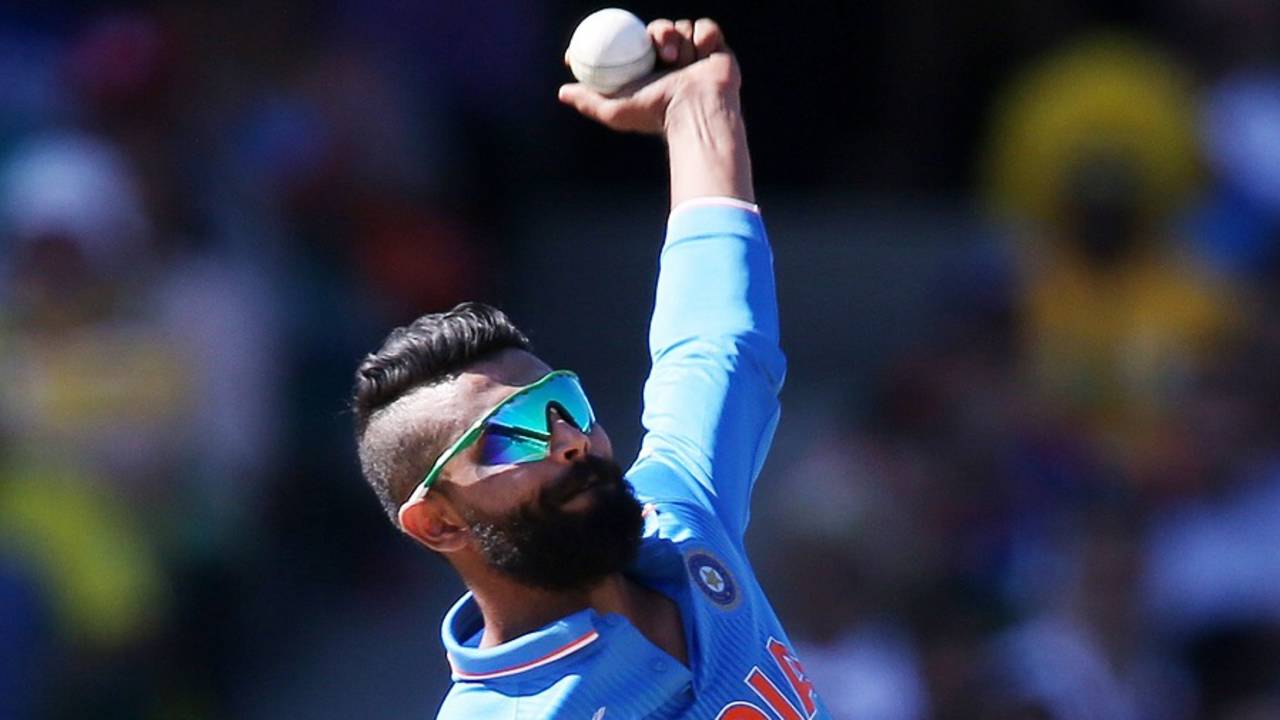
[559, 18, 785, 542]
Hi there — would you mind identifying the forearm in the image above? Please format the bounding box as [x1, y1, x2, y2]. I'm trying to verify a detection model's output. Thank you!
[651, 205, 778, 350]
[664, 89, 754, 209]
[638, 201, 785, 539]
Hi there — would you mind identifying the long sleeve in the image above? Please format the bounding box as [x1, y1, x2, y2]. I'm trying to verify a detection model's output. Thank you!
[627, 197, 787, 543]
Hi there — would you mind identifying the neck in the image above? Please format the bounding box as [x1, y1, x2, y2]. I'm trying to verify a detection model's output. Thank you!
[468, 571, 648, 648]
[455, 556, 689, 667]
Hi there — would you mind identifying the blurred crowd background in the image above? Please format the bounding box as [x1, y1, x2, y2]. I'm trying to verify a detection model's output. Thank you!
[1, 1, 1278, 719]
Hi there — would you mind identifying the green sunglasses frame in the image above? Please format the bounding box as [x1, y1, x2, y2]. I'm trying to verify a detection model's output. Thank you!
[397, 370, 592, 523]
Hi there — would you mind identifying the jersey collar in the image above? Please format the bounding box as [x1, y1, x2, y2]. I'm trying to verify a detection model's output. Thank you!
[440, 506, 670, 682]
[441, 592, 602, 682]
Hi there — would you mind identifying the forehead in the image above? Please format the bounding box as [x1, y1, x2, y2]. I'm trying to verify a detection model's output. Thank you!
[413, 349, 553, 436]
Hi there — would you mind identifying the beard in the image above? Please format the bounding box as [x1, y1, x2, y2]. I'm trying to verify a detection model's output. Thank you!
[461, 455, 645, 592]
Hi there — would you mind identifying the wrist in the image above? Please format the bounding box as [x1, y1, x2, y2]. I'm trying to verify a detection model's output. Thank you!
[662, 85, 742, 142]
[658, 59, 754, 208]
[663, 91, 753, 207]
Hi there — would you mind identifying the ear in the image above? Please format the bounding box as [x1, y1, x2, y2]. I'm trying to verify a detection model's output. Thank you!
[399, 495, 469, 553]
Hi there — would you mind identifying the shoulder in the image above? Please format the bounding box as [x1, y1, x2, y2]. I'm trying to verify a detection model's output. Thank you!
[629, 459, 757, 558]
[632, 496, 754, 599]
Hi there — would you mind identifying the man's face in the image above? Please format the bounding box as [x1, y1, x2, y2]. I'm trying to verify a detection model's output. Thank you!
[417, 348, 644, 591]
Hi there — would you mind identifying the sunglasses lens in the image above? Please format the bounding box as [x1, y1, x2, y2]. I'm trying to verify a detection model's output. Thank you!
[493, 373, 595, 433]
[476, 430, 547, 466]
[476, 373, 596, 467]
[543, 374, 595, 431]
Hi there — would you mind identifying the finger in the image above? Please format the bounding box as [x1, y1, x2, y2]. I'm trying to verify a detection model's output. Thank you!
[674, 19, 695, 66]
[557, 83, 623, 124]
[692, 18, 726, 59]
[563, 49, 570, 67]
[647, 19, 680, 64]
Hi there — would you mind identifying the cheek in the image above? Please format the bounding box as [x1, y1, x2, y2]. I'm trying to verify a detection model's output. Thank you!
[590, 424, 614, 459]
[460, 464, 547, 517]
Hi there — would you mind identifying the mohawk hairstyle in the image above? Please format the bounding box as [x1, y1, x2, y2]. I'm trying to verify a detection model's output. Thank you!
[352, 302, 533, 524]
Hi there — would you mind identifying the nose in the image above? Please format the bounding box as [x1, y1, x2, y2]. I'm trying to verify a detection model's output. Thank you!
[547, 406, 590, 463]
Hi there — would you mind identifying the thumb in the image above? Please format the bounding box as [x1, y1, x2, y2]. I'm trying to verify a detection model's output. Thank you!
[558, 83, 624, 125]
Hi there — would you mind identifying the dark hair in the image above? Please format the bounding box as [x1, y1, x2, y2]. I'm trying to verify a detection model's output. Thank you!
[352, 302, 533, 524]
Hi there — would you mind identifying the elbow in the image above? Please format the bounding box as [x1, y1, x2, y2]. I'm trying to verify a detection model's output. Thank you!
[724, 325, 786, 393]
[653, 331, 786, 394]
[753, 332, 787, 395]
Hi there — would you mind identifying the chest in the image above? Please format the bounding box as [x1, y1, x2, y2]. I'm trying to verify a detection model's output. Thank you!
[537, 545, 826, 719]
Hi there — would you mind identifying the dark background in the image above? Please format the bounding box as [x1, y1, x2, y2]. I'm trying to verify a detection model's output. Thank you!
[1, 1, 1278, 718]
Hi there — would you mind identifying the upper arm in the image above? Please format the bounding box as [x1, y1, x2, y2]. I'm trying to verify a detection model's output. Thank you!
[629, 200, 786, 542]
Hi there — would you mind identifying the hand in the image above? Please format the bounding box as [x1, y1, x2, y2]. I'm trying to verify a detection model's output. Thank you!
[558, 18, 740, 136]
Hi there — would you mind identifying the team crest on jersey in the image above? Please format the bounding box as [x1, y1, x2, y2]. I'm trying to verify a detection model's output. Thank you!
[686, 550, 739, 610]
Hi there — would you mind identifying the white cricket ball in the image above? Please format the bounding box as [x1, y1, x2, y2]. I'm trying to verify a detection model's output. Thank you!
[567, 8, 656, 95]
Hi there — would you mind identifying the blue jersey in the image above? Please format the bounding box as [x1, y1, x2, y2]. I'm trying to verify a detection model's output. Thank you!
[438, 199, 831, 719]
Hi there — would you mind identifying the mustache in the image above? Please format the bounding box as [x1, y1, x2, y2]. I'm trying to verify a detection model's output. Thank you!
[469, 452, 644, 592]
[541, 455, 625, 506]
